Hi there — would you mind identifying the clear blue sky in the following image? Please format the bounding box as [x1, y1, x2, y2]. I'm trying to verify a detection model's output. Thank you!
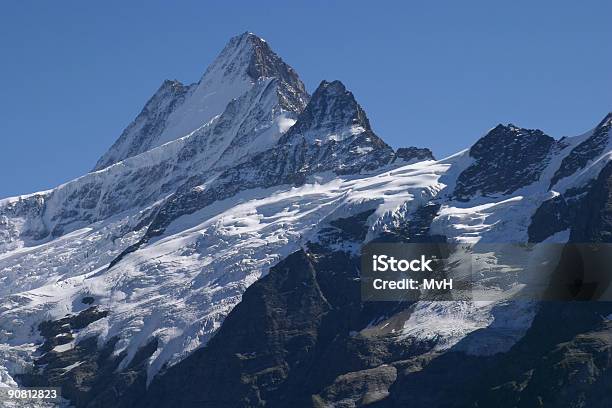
[1, 1, 611, 199]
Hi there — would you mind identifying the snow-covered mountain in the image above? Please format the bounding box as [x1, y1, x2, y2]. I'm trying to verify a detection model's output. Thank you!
[94, 32, 308, 171]
[1, 32, 611, 408]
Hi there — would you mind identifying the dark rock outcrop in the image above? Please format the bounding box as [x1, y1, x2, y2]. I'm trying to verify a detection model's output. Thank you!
[454, 124, 556, 201]
[130, 213, 380, 406]
[241, 32, 309, 113]
[529, 160, 612, 243]
[279, 80, 395, 175]
[550, 113, 612, 188]
[391, 147, 435, 164]
[137, 207, 442, 408]
[20, 307, 156, 408]
[528, 186, 589, 242]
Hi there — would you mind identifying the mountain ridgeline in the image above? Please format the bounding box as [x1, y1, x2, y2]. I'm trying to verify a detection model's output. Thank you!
[0, 32, 611, 408]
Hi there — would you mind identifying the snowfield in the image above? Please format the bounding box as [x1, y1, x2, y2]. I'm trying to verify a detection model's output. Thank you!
[0, 158, 448, 385]
[1, 116, 610, 388]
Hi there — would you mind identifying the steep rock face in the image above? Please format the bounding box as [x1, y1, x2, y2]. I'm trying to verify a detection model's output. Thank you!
[528, 185, 588, 242]
[280, 80, 395, 175]
[569, 160, 612, 242]
[139, 210, 425, 408]
[528, 113, 612, 243]
[550, 113, 612, 188]
[20, 306, 156, 408]
[94, 32, 308, 171]
[245, 33, 308, 113]
[283, 80, 371, 143]
[454, 124, 557, 200]
[140, 249, 333, 408]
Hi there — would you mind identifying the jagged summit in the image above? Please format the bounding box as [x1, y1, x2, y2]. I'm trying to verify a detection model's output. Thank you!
[218, 32, 305, 92]
[199, 31, 307, 108]
[270, 79, 395, 175]
[492, 123, 521, 131]
[282, 80, 373, 144]
[94, 32, 308, 171]
[477, 123, 551, 146]
[202, 32, 264, 80]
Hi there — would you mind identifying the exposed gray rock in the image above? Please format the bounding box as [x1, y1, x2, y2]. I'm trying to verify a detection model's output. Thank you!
[454, 124, 556, 200]
[19, 307, 155, 408]
[136, 208, 440, 408]
[528, 185, 589, 242]
[550, 113, 612, 188]
[313, 365, 397, 407]
[391, 147, 435, 164]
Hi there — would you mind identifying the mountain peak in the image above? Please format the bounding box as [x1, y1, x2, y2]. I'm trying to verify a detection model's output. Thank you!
[94, 33, 308, 171]
[491, 123, 526, 134]
[275, 80, 393, 174]
[202, 31, 301, 83]
[317, 79, 348, 93]
[484, 123, 547, 141]
[283, 80, 372, 143]
[198, 31, 308, 113]
[229, 31, 266, 45]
